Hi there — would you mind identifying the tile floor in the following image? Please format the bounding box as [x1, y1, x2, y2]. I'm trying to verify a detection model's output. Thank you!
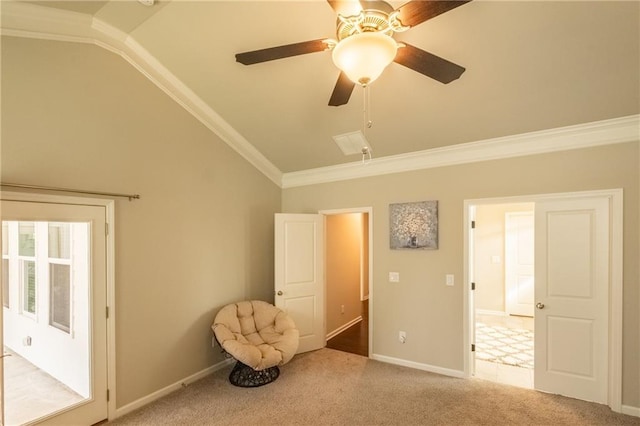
[3, 348, 84, 425]
[474, 313, 534, 389]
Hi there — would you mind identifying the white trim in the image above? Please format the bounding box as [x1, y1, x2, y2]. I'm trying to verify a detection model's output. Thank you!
[371, 354, 465, 379]
[0, 1, 283, 187]
[463, 189, 624, 413]
[283, 115, 639, 188]
[114, 358, 234, 419]
[326, 316, 362, 341]
[621, 405, 640, 418]
[0, 191, 117, 420]
[105, 200, 117, 419]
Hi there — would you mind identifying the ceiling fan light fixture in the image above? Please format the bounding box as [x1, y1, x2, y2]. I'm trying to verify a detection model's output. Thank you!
[331, 32, 398, 86]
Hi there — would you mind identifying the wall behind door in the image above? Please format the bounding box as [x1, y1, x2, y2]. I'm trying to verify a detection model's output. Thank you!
[326, 213, 364, 336]
[474, 203, 534, 313]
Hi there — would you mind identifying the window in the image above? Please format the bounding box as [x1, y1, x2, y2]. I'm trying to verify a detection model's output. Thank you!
[48, 223, 72, 333]
[2, 259, 8, 308]
[18, 222, 35, 256]
[2, 222, 8, 308]
[18, 222, 37, 316]
[22, 260, 36, 315]
[49, 264, 71, 332]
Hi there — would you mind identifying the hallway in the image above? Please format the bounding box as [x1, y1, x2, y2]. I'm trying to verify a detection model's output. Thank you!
[326, 301, 368, 357]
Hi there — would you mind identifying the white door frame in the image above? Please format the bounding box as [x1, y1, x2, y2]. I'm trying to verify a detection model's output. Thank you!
[319, 207, 373, 358]
[463, 189, 623, 412]
[0, 191, 117, 420]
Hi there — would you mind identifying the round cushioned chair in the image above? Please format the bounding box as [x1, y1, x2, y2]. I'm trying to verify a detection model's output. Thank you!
[212, 300, 299, 387]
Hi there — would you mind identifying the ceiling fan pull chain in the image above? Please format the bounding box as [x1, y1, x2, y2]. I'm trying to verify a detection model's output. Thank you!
[361, 85, 372, 166]
[367, 84, 372, 129]
[362, 85, 373, 135]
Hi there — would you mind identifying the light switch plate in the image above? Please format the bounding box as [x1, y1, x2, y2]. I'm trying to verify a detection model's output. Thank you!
[389, 272, 400, 282]
[446, 274, 454, 286]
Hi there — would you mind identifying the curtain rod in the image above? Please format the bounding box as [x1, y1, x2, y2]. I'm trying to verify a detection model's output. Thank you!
[0, 182, 141, 201]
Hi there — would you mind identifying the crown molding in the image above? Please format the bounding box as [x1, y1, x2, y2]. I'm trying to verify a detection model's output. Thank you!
[0, 1, 283, 186]
[281, 114, 640, 188]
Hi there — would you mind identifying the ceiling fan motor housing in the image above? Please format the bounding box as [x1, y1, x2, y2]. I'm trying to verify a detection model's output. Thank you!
[336, 8, 408, 41]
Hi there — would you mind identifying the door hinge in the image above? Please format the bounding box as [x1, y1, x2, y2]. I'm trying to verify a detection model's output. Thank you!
[107, 389, 110, 402]
[471, 220, 476, 229]
[106, 306, 109, 319]
[105, 223, 109, 236]
[471, 344, 476, 352]
[471, 282, 476, 290]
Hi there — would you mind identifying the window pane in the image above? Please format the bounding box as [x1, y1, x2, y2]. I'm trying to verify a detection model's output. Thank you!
[2, 222, 8, 256]
[48, 223, 71, 259]
[50, 263, 71, 333]
[19, 223, 35, 257]
[2, 258, 9, 308]
[22, 260, 36, 314]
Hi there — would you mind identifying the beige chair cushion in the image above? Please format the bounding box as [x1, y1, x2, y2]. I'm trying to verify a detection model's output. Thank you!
[212, 300, 299, 370]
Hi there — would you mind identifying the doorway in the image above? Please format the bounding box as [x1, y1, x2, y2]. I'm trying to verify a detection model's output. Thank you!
[472, 202, 534, 389]
[1, 193, 115, 425]
[464, 190, 623, 411]
[321, 209, 372, 358]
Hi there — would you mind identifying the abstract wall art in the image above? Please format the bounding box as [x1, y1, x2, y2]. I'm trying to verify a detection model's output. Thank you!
[389, 201, 438, 250]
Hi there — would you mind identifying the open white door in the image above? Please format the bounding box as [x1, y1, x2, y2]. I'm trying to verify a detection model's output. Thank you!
[534, 197, 609, 403]
[505, 211, 534, 317]
[1, 198, 108, 425]
[274, 214, 325, 353]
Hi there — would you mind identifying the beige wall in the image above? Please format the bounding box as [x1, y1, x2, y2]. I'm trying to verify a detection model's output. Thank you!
[1, 37, 281, 407]
[326, 213, 363, 335]
[474, 203, 533, 313]
[282, 142, 640, 407]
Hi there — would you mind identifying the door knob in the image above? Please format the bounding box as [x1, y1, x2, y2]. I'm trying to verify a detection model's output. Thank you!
[277, 291, 283, 296]
[536, 302, 545, 309]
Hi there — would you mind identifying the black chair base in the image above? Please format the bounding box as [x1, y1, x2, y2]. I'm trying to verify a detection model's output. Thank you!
[229, 361, 280, 387]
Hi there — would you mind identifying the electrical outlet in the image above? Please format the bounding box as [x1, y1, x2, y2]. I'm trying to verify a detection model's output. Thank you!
[446, 274, 455, 286]
[389, 272, 400, 282]
[341, 304, 345, 314]
[399, 331, 406, 344]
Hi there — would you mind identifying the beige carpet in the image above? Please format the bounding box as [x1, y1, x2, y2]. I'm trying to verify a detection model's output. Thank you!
[110, 348, 639, 426]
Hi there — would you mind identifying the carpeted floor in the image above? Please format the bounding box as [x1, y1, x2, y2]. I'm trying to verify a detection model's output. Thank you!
[475, 322, 534, 369]
[109, 348, 639, 426]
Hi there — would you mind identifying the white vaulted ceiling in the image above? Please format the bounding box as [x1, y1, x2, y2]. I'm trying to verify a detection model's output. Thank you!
[2, 0, 639, 186]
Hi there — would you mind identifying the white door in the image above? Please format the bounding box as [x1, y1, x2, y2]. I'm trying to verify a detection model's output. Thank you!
[534, 197, 609, 403]
[505, 212, 534, 317]
[1, 199, 108, 425]
[274, 214, 325, 353]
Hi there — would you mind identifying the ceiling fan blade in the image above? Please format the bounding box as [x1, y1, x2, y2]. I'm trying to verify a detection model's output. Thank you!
[327, 0, 362, 16]
[236, 39, 328, 65]
[329, 72, 356, 106]
[394, 43, 465, 84]
[396, 0, 472, 28]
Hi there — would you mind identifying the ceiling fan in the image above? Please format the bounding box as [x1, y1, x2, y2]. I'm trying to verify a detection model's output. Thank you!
[235, 0, 472, 107]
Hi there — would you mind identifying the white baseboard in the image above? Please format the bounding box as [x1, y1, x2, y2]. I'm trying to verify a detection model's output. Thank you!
[621, 404, 640, 417]
[113, 358, 234, 419]
[371, 354, 465, 379]
[475, 309, 507, 317]
[326, 316, 362, 341]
